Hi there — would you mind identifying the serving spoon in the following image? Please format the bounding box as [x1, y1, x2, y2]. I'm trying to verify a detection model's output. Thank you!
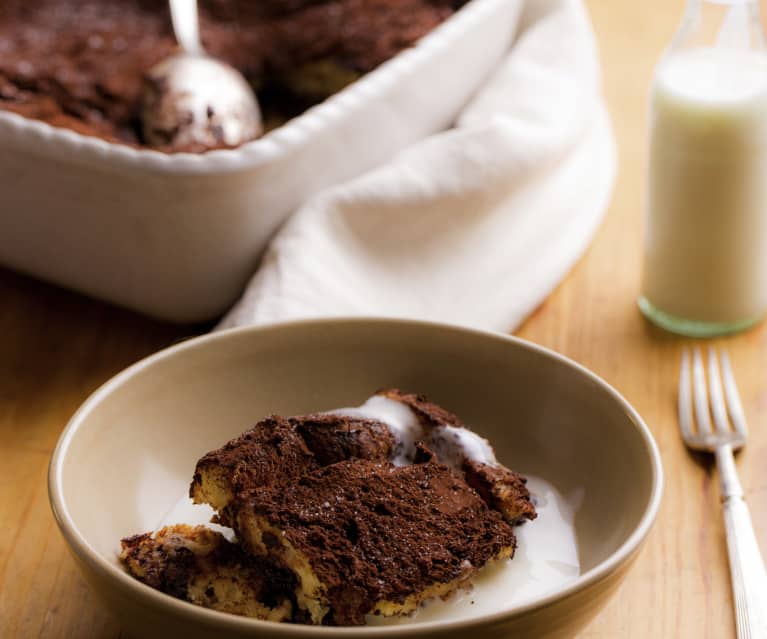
[141, 0, 262, 151]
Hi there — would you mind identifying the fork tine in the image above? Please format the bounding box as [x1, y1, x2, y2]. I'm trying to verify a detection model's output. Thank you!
[707, 347, 730, 434]
[679, 348, 694, 440]
[721, 350, 749, 438]
[692, 347, 712, 434]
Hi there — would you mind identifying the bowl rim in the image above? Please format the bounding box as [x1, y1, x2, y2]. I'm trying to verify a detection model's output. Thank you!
[0, 0, 511, 177]
[48, 317, 664, 636]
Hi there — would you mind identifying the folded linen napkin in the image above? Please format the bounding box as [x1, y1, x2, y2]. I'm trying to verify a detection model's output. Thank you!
[219, 0, 615, 333]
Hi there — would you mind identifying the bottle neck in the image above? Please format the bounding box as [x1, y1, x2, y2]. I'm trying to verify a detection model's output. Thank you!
[675, 0, 765, 52]
[684, 0, 762, 19]
[701, 0, 757, 5]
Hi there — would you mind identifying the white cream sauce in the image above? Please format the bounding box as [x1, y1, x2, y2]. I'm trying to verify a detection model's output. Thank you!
[331, 395, 497, 469]
[430, 424, 496, 468]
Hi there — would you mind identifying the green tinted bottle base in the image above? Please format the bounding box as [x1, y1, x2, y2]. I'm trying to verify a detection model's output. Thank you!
[638, 297, 764, 338]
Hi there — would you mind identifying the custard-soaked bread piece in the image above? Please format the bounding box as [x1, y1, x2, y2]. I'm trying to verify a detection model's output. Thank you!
[232, 451, 517, 625]
[463, 460, 537, 524]
[191, 391, 535, 526]
[119, 524, 295, 620]
[190, 413, 394, 519]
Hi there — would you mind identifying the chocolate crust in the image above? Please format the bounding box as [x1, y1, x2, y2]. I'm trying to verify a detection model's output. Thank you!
[190, 413, 396, 522]
[291, 414, 395, 466]
[235, 451, 516, 625]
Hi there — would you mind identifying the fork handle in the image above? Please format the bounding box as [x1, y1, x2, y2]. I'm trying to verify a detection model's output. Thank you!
[717, 447, 767, 638]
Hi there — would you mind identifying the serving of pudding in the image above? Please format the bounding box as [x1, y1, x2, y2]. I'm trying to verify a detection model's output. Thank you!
[120, 389, 538, 625]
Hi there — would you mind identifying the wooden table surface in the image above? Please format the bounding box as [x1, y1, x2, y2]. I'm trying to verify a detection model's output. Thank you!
[2, 1, 767, 637]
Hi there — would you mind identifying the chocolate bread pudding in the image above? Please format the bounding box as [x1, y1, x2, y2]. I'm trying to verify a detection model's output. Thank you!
[0, 0, 469, 152]
[120, 390, 536, 625]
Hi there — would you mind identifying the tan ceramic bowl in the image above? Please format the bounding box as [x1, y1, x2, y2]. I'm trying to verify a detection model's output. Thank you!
[49, 319, 662, 639]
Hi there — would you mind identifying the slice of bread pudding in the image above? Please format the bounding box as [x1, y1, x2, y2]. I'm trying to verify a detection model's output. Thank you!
[122, 390, 536, 625]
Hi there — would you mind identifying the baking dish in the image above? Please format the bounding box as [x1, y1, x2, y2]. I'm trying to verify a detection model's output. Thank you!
[0, 0, 523, 322]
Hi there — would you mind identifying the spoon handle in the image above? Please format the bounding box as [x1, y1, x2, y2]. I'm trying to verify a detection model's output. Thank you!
[169, 0, 204, 55]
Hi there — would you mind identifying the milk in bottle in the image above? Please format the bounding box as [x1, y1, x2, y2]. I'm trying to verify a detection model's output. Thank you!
[639, 0, 767, 336]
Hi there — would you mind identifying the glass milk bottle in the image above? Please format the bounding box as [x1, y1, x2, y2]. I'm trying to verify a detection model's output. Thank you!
[639, 0, 767, 336]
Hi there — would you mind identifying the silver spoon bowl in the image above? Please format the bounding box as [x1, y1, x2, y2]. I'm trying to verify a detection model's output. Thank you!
[142, 0, 262, 151]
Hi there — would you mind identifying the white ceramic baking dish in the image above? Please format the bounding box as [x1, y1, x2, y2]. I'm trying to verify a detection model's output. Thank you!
[0, 0, 523, 322]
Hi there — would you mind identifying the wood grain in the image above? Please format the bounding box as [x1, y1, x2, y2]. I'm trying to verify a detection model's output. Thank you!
[1, 1, 766, 637]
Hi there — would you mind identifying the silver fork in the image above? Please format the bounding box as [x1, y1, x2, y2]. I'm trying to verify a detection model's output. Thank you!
[679, 347, 767, 638]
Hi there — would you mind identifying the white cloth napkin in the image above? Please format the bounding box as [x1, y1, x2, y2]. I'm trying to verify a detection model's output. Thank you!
[219, 0, 616, 333]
